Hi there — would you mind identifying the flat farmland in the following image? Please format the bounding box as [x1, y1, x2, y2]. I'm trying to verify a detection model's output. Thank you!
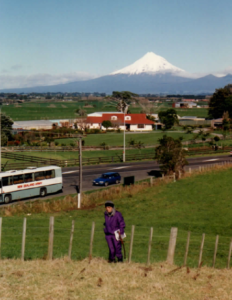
[2, 101, 141, 121]
[2, 101, 208, 121]
[56, 131, 195, 146]
[1, 148, 156, 164]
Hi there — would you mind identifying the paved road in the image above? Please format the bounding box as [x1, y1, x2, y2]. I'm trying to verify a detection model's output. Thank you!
[3, 154, 231, 206]
[61, 154, 231, 195]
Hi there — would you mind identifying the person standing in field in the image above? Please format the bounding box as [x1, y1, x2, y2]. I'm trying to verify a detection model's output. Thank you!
[104, 201, 126, 263]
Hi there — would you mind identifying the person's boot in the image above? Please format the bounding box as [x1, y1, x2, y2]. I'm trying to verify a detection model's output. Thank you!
[108, 259, 116, 263]
[117, 257, 123, 263]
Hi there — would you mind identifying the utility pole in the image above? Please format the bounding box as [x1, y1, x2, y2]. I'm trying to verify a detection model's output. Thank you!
[123, 111, 126, 162]
[0, 108, 1, 172]
[78, 136, 82, 208]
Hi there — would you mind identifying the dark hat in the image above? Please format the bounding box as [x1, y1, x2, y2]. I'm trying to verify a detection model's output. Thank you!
[105, 201, 114, 208]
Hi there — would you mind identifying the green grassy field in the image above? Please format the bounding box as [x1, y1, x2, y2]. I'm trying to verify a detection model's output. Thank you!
[56, 131, 195, 147]
[2, 101, 141, 121]
[1, 166, 232, 269]
[1, 101, 208, 121]
[1, 148, 156, 164]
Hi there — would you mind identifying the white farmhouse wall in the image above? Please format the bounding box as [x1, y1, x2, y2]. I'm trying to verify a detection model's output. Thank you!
[130, 125, 153, 131]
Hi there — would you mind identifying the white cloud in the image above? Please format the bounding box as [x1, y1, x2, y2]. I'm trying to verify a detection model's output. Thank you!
[0, 72, 97, 89]
[213, 67, 232, 77]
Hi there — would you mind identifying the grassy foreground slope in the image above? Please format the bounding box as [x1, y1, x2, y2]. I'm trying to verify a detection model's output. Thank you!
[2, 166, 232, 268]
[1, 258, 232, 300]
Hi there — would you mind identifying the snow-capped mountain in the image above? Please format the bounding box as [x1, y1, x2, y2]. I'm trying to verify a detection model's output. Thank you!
[1, 52, 232, 94]
[111, 52, 186, 76]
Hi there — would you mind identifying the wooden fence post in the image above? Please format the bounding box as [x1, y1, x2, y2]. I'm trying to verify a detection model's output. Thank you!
[227, 238, 232, 269]
[48, 216, 54, 260]
[77, 193, 81, 209]
[167, 227, 178, 264]
[0, 217, 2, 259]
[150, 177, 153, 186]
[189, 167, 191, 174]
[173, 173, 176, 182]
[184, 231, 191, 266]
[147, 227, 153, 265]
[128, 225, 135, 263]
[21, 218, 27, 261]
[198, 233, 205, 268]
[213, 235, 219, 268]
[89, 222, 95, 262]
[199, 166, 201, 172]
[68, 220, 75, 259]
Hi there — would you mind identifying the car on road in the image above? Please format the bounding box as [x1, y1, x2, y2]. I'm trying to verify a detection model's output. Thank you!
[92, 172, 121, 186]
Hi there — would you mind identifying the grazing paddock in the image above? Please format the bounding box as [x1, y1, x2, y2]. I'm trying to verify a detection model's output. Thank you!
[1, 101, 208, 121]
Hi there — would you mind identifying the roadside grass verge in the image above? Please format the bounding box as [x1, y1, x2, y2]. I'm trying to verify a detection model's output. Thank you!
[0, 258, 231, 300]
[1, 165, 232, 268]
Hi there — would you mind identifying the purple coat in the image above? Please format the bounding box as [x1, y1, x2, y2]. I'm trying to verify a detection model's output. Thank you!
[104, 210, 125, 235]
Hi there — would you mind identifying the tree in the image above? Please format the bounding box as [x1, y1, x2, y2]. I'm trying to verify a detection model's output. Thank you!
[135, 141, 145, 150]
[208, 84, 232, 119]
[158, 109, 179, 130]
[105, 91, 138, 113]
[75, 108, 86, 117]
[44, 136, 54, 147]
[155, 135, 188, 178]
[1, 113, 13, 146]
[222, 111, 230, 133]
[128, 138, 136, 146]
[102, 120, 112, 129]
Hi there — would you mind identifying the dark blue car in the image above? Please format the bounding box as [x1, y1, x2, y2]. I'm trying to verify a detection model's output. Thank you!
[93, 172, 121, 186]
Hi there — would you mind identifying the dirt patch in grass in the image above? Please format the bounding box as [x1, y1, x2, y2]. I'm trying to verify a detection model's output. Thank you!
[84, 105, 94, 108]
[0, 258, 232, 300]
[61, 105, 67, 108]
[48, 104, 56, 108]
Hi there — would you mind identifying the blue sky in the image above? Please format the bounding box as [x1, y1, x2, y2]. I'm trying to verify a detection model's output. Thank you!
[0, 0, 232, 87]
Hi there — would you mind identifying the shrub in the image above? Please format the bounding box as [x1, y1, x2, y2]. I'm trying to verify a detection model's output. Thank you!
[214, 136, 220, 142]
[100, 142, 109, 150]
[102, 120, 112, 129]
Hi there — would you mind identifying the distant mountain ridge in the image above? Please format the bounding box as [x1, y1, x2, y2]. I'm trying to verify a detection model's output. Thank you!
[1, 52, 232, 94]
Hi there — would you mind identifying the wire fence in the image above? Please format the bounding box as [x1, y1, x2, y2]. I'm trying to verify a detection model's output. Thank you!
[2, 145, 232, 171]
[1, 216, 232, 269]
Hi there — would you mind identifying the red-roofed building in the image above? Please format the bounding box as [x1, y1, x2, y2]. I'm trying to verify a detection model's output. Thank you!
[85, 112, 154, 131]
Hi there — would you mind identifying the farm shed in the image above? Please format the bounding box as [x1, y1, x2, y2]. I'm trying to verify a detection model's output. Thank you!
[13, 120, 53, 130]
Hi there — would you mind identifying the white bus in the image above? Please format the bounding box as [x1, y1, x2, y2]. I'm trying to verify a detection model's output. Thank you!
[0, 166, 63, 204]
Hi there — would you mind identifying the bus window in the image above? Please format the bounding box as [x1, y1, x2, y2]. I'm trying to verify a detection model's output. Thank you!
[2, 176, 13, 186]
[45, 170, 55, 179]
[24, 173, 33, 183]
[13, 175, 24, 185]
[35, 171, 45, 181]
